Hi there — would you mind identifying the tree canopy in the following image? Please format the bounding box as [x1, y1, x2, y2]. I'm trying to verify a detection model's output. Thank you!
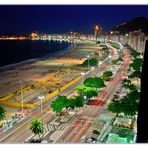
[68, 99, 76, 110]
[30, 119, 44, 140]
[84, 77, 105, 89]
[50, 95, 68, 113]
[75, 85, 98, 99]
[111, 43, 120, 50]
[118, 56, 124, 62]
[50, 95, 85, 114]
[75, 96, 84, 108]
[129, 70, 141, 79]
[0, 106, 6, 121]
[108, 90, 140, 116]
[123, 83, 137, 91]
[83, 58, 98, 67]
[102, 71, 113, 81]
[125, 44, 141, 58]
[112, 59, 118, 65]
[123, 78, 131, 85]
[130, 58, 143, 71]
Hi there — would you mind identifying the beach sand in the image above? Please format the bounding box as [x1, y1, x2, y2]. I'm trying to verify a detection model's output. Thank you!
[0, 42, 106, 105]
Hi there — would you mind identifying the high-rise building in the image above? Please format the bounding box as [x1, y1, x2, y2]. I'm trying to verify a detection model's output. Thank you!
[94, 24, 102, 41]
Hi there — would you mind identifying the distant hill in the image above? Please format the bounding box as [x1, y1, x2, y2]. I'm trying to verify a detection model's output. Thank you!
[110, 17, 148, 35]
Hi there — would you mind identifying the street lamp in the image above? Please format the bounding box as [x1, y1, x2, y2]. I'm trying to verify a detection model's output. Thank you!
[20, 80, 24, 116]
[38, 95, 44, 118]
[87, 55, 90, 68]
[110, 31, 113, 34]
[38, 95, 45, 139]
[108, 55, 112, 59]
[91, 66, 95, 71]
[80, 72, 85, 84]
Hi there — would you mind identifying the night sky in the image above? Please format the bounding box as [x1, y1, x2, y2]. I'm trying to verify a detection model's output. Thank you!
[0, 5, 148, 35]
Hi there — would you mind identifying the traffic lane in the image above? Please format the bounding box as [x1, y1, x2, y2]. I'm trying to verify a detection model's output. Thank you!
[57, 119, 91, 143]
[55, 46, 126, 142]
[81, 106, 99, 117]
[70, 120, 91, 143]
[57, 119, 81, 143]
[94, 50, 130, 102]
[12, 112, 54, 143]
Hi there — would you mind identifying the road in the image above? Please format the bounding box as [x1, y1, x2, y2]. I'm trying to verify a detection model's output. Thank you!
[56, 48, 131, 143]
[57, 119, 92, 143]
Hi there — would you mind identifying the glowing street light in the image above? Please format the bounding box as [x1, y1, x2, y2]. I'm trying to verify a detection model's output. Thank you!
[108, 55, 112, 59]
[91, 66, 95, 71]
[87, 55, 90, 68]
[38, 95, 45, 138]
[38, 95, 44, 116]
[80, 72, 86, 84]
[110, 31, 113, 34]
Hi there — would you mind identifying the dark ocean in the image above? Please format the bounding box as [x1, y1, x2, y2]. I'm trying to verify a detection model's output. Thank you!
[0, 40, 72, 67]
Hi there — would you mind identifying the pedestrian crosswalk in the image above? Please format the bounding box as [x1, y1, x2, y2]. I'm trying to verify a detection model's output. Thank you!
[43, 114, 80, 132]
[80, 115, 97, 121]
[44, 124, 58, 132]
[57, 114, 79, 130]
[28, 114, 95, 143]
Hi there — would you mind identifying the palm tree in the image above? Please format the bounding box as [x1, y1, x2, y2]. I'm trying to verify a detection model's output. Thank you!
[30, 119, 44, 141]
[0, 106, 6, 121]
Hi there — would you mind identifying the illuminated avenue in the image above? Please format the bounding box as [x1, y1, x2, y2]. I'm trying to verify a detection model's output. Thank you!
[0, 6, 146, 143]
[0, 28, 143, 143]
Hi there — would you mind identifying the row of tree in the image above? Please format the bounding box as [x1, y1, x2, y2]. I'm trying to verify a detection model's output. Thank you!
[31, 75, 106, 142]
[29, 71, 114, 142]
[50, 77, 106, 114]
[51, 95, 84, 114]
[50, 70, 114, 115]
[108, 45, 143, 117]
[29, 42, 116, 141]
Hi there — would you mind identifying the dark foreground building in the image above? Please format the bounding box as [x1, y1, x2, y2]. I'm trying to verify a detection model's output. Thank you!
[137, 40, 148, 143]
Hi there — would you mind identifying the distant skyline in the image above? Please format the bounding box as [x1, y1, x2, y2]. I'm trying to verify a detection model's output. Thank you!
[0, 5, 148, 35]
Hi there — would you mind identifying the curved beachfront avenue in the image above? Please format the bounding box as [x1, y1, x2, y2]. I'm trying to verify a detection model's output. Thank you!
[0, 40, 131, 143]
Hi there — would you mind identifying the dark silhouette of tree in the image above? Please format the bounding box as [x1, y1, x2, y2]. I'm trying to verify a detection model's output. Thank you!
[130, 58, 143, 71]
[137, 40, 148, 143]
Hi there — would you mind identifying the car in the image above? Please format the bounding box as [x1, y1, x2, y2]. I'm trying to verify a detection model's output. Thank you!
[113, 92, 120, 99]
[92, 130, 100, 135]
[87, 137, 97, 143]
[114, 92, 120, 97]
[29, 139, 41, 143]
[41, 140, 48, 144]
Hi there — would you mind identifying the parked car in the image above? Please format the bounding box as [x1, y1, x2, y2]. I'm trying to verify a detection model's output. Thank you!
[87, 137, 97, 143]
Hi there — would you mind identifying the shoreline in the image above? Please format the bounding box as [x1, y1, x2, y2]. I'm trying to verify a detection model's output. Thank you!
[0, 42, 101, 102]
[0, 43, 75, 72]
